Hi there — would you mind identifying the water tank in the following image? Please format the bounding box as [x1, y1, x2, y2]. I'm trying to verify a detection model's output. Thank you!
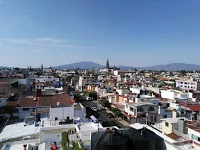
[125, 128, 166, 150]
[93, 128, 129, 150]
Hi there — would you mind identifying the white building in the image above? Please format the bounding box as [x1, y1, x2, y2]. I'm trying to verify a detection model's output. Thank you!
[161, 89, 193, 100]
[124, 102, 158, 124]
[78, 75, 95, 87]
[176, 79, 200, 91]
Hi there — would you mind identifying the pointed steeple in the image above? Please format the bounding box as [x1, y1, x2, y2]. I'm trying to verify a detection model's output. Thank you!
[106, 58, 110, 69]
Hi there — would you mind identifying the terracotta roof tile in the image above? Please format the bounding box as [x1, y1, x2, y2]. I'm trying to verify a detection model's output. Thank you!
[167, 132, 181, 140]
[18, 94, 73, 107]
[18, 96, 37, 107]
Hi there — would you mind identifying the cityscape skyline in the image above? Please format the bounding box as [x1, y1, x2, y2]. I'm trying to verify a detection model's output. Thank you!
[0, 0, 200, 67]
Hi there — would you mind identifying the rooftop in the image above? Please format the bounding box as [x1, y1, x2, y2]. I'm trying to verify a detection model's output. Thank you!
[187, 121, 200, 132]
[166, 132, 181, 140]
[17, 93, 74, 107]
[179, 101, 200, 111]
[127, 102, 156, 107]
[161, 117, 188, 124]
[0, 122, 41, 142]
[77, 122, 99, 131]
[1, 139, 39, 150]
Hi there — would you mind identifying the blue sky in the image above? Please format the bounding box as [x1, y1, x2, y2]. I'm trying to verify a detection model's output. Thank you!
[0, 0, 200, 68]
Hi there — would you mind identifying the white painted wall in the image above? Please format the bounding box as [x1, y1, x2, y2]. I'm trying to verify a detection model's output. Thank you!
[130, 87, 140, 94]
[169, 103, 181, 111]
[49, 107, 74, 120]
[74, 107, 86, 122]
[40, 125, 76, 144]
[161, 90, 175, 99]
[116, 89, 129, 95]
[18, 108, 35, 119]
[146, 86, 160, 94]
[41, 129, 62, 144]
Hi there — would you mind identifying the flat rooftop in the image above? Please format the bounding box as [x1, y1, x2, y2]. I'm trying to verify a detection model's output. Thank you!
[77, 122, 99, 131]
[0, 122, 41, 142]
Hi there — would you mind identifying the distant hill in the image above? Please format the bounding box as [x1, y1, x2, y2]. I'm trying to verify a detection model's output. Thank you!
[54, 62, 200, 71]
[137, 63, 200, 71]
[116, 65, 134, 70]
[0, 66, 10, 69]
[54, 61, 104, 70]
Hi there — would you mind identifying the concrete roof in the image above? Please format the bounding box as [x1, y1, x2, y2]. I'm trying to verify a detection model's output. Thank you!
[160, 117, 188, 124]
[77, 122, 99, 131]
[0, 122, 41, 142]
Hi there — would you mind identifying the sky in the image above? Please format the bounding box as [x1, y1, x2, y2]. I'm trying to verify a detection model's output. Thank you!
[0, 0, 200, 68]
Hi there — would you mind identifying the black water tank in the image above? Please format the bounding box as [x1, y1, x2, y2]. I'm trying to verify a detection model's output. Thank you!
[94, 128, 129, 150]
[125, 128, 166, 150]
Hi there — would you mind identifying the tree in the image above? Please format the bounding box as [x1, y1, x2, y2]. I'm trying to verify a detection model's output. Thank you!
[111, 108, 122, 118]
[99, 99, 110, 108]
[180, 70, 186, 76]
[62, 132, 69, 150]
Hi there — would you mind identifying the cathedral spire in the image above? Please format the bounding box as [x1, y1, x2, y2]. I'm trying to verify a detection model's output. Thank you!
[106, 58, 110, 69]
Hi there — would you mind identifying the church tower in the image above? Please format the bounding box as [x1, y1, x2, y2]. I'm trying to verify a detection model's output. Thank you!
[106, 59, 110, 69]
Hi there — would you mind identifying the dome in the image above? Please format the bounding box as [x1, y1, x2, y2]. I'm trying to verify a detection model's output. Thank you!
[125, 127, 166, 150]
[93, 128, 129, 150]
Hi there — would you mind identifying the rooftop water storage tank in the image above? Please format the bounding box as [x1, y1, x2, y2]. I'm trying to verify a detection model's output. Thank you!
[125, 127, 166, 150]
[93, 128, 129, 150]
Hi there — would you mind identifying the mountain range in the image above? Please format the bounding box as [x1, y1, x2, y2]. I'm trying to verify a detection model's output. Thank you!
[54, 61, 200, 71]
[1, 62, 200, 71]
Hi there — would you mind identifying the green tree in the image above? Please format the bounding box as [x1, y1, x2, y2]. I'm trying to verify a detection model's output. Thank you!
[99, 99, 110, 108]
[180, 70, 186, 76]
[111, 108, 122, 118]
[62, 132, 69, 150]
[71, 141, 86, 150]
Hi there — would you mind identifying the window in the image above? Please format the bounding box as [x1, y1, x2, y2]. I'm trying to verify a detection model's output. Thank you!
[165, 122, 169, 127]
[148, 107, 155, 111]
[23, 108, 29, 111]
[163, 115, 167, 118]
[130, 107, 134, 112]
[192, 134, 200, 142]
[137, 107, 144, 112]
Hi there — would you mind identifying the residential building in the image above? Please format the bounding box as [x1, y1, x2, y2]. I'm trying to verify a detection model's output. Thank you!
[179, 101, 200, 120]
[176, 79, 200, 91]
[161, 117, 189, 135]
[124, 102, 158, 124]
[78, 75, 95, 88]
[187, 121, 200, 147]
[161, 89, 193, 101]
[16, 90, 74, 119]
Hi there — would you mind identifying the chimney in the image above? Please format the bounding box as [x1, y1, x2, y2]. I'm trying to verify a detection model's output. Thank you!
[36, 89, 42, 97]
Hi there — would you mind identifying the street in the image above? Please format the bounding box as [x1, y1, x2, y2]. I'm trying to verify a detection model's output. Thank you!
[81, 100, 127, 128]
